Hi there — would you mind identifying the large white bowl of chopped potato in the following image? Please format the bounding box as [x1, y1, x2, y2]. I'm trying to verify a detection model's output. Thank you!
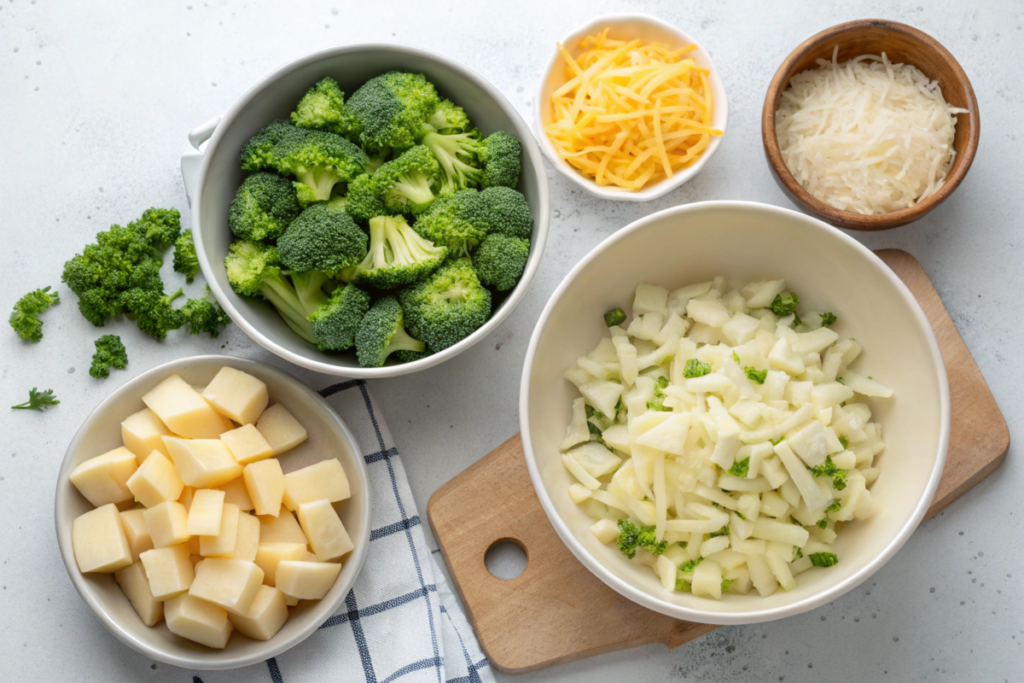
[520, 201, 949, 624]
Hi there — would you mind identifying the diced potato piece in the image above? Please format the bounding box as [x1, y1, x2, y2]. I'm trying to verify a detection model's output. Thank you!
[200, 503, 240, 558]
[140, 544, 194, 600]
[202, 367, 269, 425]
[115, 561, 164, 627]
[187, 489, 226, 536]
[691, 559, 723, 599]
[120, 508, 154, 562]
[127, 452, 184, 508]
[275, 560, 342, 600]
[72, 503, 133, 573]
[228, 584, 288, 641]
[121, 408, 171, 463]
[254, 543, 307, 586]
[768, 337, 805, 376]
[235, 512, 260, 562]
[178, 486, 195, 511]
[568, 483, 592, 504]
[163, 437, 243, 489]
[164, 594, 233, 649]
[633, 283, 669, 316]
[284, 593, 300, 607]
[259, 510, 307, 545]
[282, 459, 351, 511]
[221, 423, 274, 466]
[217, 477, 254, 512]
[70, 447, 138, 507]
[297, 500, 354, 561]
[189, 558, 264, 615]
[143, 501, 190, 548]
[143, 374, 233, 438]
[244, 459, 285, 517]
[256, 404, 307, 456]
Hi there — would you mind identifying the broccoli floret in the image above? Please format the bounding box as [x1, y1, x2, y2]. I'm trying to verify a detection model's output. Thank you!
[744, 366, 767, 384]
[424, 99, 471, 134]
[271, 128, 369, 205]
[616, 519, 667, 559]
[228, 172, 302, 241]
[291, 77, 346, 132]
[476, 131, 522, 188]
[478, 186, 533, 238]
[9, 286, 59, 342]
[398, 258, 491, 351]
[223, 241, 315, 344]
[820, 311, 837, 326]
[728, 457, 750, 477]
[809, 552, 838, 567]
[180, 286, 231, 337]
[604, 307, 626, 327]
[61, 208, 181, 329]
[374, 145, 439, 214]
[471, 234, 529, 291]
[308, 283, 371, 351]
[421, 128, 482, 194]
[647, 376, 671, 412]
[90, 334, 128, 378]
[342, 215, 447, 290]
[770, 292, 800, 316]
[683, 358, 712, 378]
[239, 119, 295, 171]
[122, 287, 185, 340]
[342, 71, 441, 155]
[355, 296, 425, 368]
[11, 387, 59, 411]
[343, 173, 386, 223]
[412, 189, 489, 256]
[838, 435, 850, 450]
[173, 231, 200, 283]
[394, 348, 432, 363]
[277, 204, 368, 275]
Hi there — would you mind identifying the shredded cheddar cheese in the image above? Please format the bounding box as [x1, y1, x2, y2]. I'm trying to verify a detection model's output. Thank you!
[545, 29, 722, 191]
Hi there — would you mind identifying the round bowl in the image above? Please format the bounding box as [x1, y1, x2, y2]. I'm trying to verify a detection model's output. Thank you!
[520, 201, 949, 625]
[535, 13, 728, 202]
[762, 19, 980, 230]
[54, 355, 371, 669]
[192, 45, 550, 378]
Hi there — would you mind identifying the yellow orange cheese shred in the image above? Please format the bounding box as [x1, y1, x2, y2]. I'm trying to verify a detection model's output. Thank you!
[545, 28, 722, 191]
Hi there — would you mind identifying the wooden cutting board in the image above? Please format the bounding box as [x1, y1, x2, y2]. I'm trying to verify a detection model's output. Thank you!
[427, 249, 1009, 674]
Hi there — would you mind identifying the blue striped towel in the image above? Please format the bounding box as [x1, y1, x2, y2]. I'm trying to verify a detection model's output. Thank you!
[189, 379, 493, 683]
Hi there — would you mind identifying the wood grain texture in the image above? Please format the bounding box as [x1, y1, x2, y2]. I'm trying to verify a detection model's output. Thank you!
[761, 20, 980, 230]
[427, 250, 1007, 674]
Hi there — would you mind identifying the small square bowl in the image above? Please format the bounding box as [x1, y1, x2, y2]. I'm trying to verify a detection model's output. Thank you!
[535, 13, 728, 202]
[54, 355, 370, 670]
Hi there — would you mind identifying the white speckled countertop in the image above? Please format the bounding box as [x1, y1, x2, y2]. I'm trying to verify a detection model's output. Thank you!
[1, 1, 1021, 681]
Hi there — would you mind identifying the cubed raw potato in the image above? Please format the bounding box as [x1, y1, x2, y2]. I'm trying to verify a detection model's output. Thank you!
[228, 585, 288, 641]
[187, 489, 226, 536]
[70, 447, 138, 507]
[115, 561, 164, 627]
[143, 374, 233, 438]
[143, 501, 190, 548]
[275, 560, 342, 600]
[164, 593, 234, 649]
[258, 510, 307, 545]
[256, 404, 308, 456]
[284, 593, 300, 607]
[220, 424, 274, 465]
[178, 486, 195, 511]
[282, 459, 350, 511]
[120, 508, 154, 562]
[72, 503, 133, 573]
[139, 544, 194, 600]
[189, 558, 264, 615]
[590, 519, 620, 544]
[202, 367, 269, 425]
[163, 437, 243, 489]
[254, 543, 307, 586]
[189, 536, 202, 555]
[234, 512, 260, 562]
[217, 477, 254, 512]
[244, 459, 285, 517]
[296, 500, 353, 561]
[121, 408, 171, 463]
[127, 452, 184, 508]
[201, 503, 240, 558]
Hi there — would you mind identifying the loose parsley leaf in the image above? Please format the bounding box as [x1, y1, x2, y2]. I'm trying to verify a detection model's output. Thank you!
[11, 387, 60, 411]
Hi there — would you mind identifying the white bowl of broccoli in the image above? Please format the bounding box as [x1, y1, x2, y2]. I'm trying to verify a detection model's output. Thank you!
[185, 45, 549, 377]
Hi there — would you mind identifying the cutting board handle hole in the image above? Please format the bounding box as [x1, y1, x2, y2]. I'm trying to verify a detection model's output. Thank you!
[484, 538, 528, 581]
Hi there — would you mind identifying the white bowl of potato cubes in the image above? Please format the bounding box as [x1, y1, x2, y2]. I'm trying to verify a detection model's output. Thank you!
[521, 201, 949, 625]
[54, 355, 370, 669]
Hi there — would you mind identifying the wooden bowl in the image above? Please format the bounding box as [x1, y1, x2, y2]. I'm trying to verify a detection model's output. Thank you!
[761, 19, 980, 230]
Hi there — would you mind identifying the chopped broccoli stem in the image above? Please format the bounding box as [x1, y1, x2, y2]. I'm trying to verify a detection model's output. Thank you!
[683, 358, 712, 378]
[809, 552, 838, 567]
[838, 435, 850, 450]
[728, 457, 750, 478]
[604, 307, 626, 327]
[744, 367, 767, 384]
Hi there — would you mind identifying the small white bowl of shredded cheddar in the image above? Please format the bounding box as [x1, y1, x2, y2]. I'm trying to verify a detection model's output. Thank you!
[537, 14, 728, 201]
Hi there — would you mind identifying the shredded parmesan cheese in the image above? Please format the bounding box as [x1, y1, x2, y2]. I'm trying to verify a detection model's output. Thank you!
[545, 29, 722, 191]
[776, 49, 967, 215]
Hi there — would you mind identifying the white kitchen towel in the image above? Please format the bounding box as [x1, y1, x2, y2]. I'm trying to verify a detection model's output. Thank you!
[192, 379, 493, 683]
